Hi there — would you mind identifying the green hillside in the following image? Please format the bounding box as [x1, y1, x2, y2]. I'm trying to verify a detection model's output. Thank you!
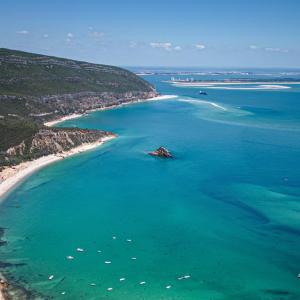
[0, 48, 153, 96]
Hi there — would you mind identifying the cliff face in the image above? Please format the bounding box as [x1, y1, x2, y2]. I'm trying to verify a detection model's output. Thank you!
[0, 90, 158, 124]
[4, 128, 113, 166]
[0, 48, 158, 123]
[35, 90, 157, 121]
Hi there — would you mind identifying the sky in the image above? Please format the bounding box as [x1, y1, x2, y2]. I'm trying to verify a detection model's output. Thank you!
[0, 0, 300, 68]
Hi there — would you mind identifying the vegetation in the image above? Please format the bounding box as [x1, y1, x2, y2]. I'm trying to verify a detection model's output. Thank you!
[0, 48, 156, 167]
[0, 48, 153, 96]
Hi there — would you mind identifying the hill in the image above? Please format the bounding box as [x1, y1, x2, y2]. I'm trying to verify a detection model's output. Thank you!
[0, 48, 154, 96]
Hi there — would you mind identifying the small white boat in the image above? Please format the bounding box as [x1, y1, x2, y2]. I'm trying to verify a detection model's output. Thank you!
[61, 291, 66, 295]
[126, 239, 132, 242]
[178, 275, 191, 280]
[97, 250, 102, 253]
[105, 261, 112, 264]
[90, 283, 96, 286]
[139, 281, 146, 285]
[107, 287, 113, 291]
[66, 256, 74, 260]
[119, 278, 126, 281]
[112, 236, 117, 240]
[166, 285, 172, 289]
[131, 257, 137, 260]
[76, 248, 84, 252]
[48, 275, 54, 280]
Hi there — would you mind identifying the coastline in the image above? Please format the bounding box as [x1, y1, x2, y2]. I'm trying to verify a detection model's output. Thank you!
[44, 113, 83, 127]
[0, 95, 177, 201]
[44, 95, 177, 127]
[168, 81, 300, 86]
[0, 94, 176, 299]
[0, 135, 115, 202]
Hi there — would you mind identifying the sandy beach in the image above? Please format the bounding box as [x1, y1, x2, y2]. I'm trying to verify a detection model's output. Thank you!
[44, 95, 177, 127]
[43, 113, 83, 127]
[0, 135, 115, 201]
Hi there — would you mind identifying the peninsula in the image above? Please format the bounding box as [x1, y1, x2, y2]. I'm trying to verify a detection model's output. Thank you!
[0, 48, 159, 199]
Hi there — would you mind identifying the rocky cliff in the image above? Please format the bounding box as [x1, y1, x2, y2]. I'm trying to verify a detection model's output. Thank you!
[0, 48, 158, 123]
[3, 128, 113, 167]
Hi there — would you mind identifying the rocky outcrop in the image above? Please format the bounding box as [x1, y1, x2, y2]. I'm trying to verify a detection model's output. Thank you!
[37, 90, 158, 121]
[0, 90, 158, 124]
[6, 141, 26, 157]
[4, 128, 114, 164]
[149, 147, 173, 158]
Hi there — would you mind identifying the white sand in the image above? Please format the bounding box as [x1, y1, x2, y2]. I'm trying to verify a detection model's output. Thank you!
[0, 288, 4, 300]
[205, 84, 291, 90]
[170, 81, 300, 87]
[44, 95, 177, 127]
[0, 135, 115, 201]
[44, 113, 83, 127]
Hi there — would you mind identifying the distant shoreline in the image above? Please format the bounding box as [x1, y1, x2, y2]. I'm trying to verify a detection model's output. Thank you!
[168, 81, 300, 87]
[44, 94, 177, 127]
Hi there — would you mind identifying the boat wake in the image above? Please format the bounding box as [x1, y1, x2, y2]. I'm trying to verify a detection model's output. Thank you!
[177, 98, 227, 111]
[176, 96, 300, 132]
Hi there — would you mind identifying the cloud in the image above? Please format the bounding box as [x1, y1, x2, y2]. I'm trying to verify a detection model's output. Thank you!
[65, 33, 75, 43]
[90, 31, 104, 39]
[150, 42, 182, 51]
[129, 41, 137, 48]
[249, 45, 288, 53]
[264, 47, 288, 53]
[92, 31, 104, 38]
[195, 44, 205, 50]
[16, 30, 29, 35]
[174, 46, 182, 51]
[87, 27, 105, 41]
[150, 42, 172, 51]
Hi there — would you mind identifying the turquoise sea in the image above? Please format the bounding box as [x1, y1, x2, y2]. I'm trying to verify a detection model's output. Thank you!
[1, 69, 300, 299]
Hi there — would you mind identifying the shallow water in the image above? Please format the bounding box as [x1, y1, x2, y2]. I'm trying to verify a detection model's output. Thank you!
[1, 71, 300, 299]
